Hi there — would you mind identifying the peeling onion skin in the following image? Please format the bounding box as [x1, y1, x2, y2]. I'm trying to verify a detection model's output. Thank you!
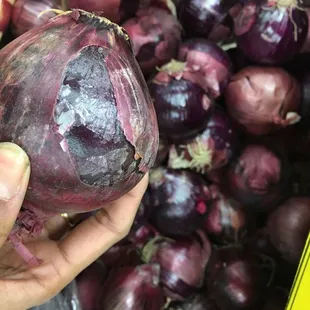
[148, 167, 212, 236]
[0, 0, 15, 41]
[178, 38, 232, 98]
[0, 10, 159, 215]
[234, 2, 308, 65]
[142, 232, 212, 300]
[267, 197, 310, 265]
[11, 0, 60, 37]
[225, 66, 301, 136]
[99, 264, 165, 310]
[226, 144, 291, 212]
[122, 8, 182, 76]
[67, 0, 140, 24]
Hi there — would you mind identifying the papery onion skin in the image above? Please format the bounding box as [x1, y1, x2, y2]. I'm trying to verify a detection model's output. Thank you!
[226, 144, 291, 212]
[67, 0, 139, 24]
[11, 0, 60, 37]
[206, 246, 274, 310]
[122, 8, 182, 76]
[177, 38, 232, 98]
[168, 105, 237, 173]
[148, 60, 214, 142]
[0, 11, 158, 224]
[267, 197, 310, 265]
[225, 66, 301, 135]
[99, 264, 165, 310]
[234, 2, 308, 64]
[0, 0, 15, 41]
[148, 167, 212, 236]
[143, 232, 212, 300]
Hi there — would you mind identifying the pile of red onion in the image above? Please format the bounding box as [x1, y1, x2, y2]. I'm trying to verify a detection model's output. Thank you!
[1, 1, 310, 309]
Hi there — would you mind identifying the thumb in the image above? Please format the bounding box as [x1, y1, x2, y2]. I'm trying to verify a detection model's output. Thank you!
[0, 142, 30, 248]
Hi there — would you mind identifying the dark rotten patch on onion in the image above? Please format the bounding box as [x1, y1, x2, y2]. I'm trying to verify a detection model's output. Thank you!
[0, 10, 158, 265]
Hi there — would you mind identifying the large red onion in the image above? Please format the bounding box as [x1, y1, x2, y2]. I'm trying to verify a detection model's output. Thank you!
[148, 60, 214, 142]
[142, 232, 212, 300]
[11, 0, 60, 37]
[177, 38, 232, 98]
[122, 8, 182, 76]
[234, 1, 308, 64]
[267, 197, 310, 265]
[225, 66, 301, 135]
[66, 0, 139, 24]
[226, 144, 291, 212]
[206, 246, 274, 310]
[0, 10, 158, 264]
[168, 105, 237, 173]
[76, 260, 107, 310]
[0, 0, 15, 41]
[148, 167, 212, 236]
[99, 264, 165, 310]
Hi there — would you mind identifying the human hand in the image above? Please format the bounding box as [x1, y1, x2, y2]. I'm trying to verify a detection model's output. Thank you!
[0, 142, 149, 310]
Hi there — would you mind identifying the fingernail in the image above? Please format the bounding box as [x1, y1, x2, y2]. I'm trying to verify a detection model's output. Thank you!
[0, 142, 30, 201]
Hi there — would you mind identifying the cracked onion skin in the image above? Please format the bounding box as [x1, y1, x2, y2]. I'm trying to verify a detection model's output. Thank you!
[0, 10, 159, 214]
[225, 66, 301, 136]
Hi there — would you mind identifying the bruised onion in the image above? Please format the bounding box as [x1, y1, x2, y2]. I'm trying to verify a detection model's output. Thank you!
[11, 0, 60, 37]
[99, 264, 165, 310]
[234, 1, 308, 64]
[178, 38, 232, 98]
[0, 10, 158, 264]
[76, 260, 107, 310]
[206, 246, 274, 310]
[204, 185, 252, 245]
[225, 66, 301, 135]
[0, 0, 15, 41]
[148, 167, 212, 236]
[142, 232, 212, 300]
[66, 0, 139, 24]
[148, 60, 214, 142]
[267, 197, 310, 265]
[226, 144, 291, 212]
[122, 8, 182, 76]
[168, 105, 237, 173]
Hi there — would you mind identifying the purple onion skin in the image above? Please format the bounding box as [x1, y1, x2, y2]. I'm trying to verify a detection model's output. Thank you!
[169, 294, 219, 310]
[267, 197, 310, 265]
[148, 67, 213, 142]
[0, 0, 15, 41]
[204, 185, 253, 245]
[12, 0, 61, 37]
[206, 246, 274, 310]
[168, 105, 237, 174]
[148, 167, 212, 236]
[234, 2, 308, 64]
[99, 264, 165, 310]
[176, 0, 233, 38]
[76, 260, 107, 310]
[178, 38, 232, 98]
[143, 232, 212, 300]
[226, 144, 291, 212]
[67, 0, 139, 24]
[122, 8, 182, 76]
[0, 10, 158, 217]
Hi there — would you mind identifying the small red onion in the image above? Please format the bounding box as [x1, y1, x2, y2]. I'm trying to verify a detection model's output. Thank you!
[122, 8, 182, 76]
[142, 231, 212, 300]
[267, 197, 310, 265]
[128, 222, 160, 248]
[225, 66, 301, 135]
[177, 38, 232, 98]
[168, 105, 237, 173]
[148, 167, 212, 236]
[234, 1, 308, 64]
[148, 60, 214, 142]
[226, 144, 291, 212]
[99, 264, 165, 310]
[0, 0, 15, 41]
